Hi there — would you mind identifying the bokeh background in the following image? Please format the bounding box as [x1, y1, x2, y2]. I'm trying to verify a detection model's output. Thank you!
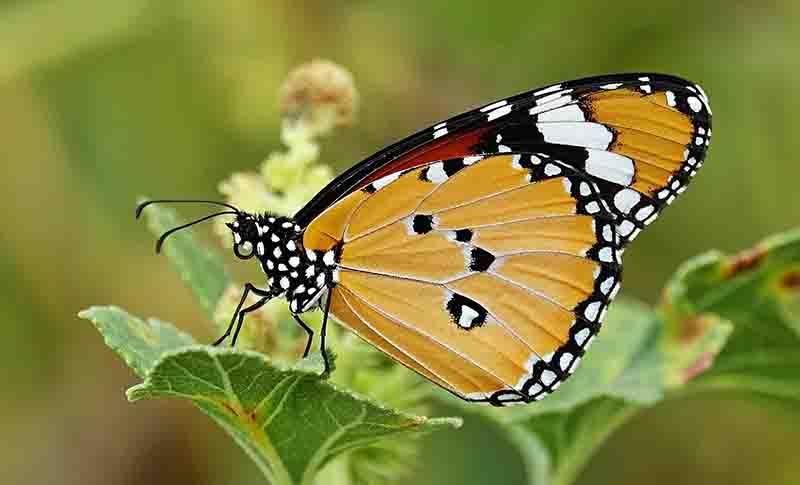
[2, 1, 799, 484]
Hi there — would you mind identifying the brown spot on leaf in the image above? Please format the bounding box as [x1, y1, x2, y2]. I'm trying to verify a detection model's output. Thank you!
[248, 410, 259, 423]
[779, 270, 800, 291]
[220, 401, 259, 425]
[723, 246, 767, 278]
[678, 316, 709, 344]
[221, 401, 238, 415]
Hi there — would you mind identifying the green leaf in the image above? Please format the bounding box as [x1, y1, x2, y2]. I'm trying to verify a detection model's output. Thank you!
[129, 348, 459, 485]
[81, 306, 460, 485]
[663, 228, 800, 401]
[138, 200, 231, 317]
[507, 397, 637, 485]
[79, 305, 194, 378]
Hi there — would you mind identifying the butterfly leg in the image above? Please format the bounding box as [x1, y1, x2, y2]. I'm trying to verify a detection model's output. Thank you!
[291, 314, 314, 358]
[231, 296, 270, 347]
[318, 291, 333, 376]
[213, 283, 272, 346]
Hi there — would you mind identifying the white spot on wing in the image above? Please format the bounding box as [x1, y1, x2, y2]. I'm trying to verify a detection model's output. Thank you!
[426, 162, 448, 183]
[613, 189, 641, 214]
[585, 151, 635, 186]
[527, 383, 543, 397]
[600, 276, 615, 295]
[535, 84, 562, 96]
[687, 96, 702, 112]
[574, 328, 591, 346]
[538, 123, 613, 150]
[560, 353, 574, 371]
[372, 172, 401, 190]
[433, 127, 448, 138]
[487, 104, 512, 121]
[537, 104, 585, 122]
[598, 247, 614, 263]
[635, 205, 655, 221]
[537, 89, 573, 105]
[458, 306, 479, 328]
[584, 301, 601, 321]
[544, 163, 562, 176]
[585, 201, 601, 214]
[529, 95, 572, 115]
[618, 220, 636, 237]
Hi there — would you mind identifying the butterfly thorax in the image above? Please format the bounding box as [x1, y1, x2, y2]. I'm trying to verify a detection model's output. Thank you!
[228, 213, 339, 313]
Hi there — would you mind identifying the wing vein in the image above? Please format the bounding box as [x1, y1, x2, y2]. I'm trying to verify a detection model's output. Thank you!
[338, 284, 519, 391]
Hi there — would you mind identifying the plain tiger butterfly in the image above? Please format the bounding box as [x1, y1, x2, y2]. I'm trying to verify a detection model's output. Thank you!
[137, 73, 712, 406]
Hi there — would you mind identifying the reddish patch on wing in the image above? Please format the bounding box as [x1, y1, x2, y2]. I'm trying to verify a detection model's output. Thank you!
[357, 127, 489, 189]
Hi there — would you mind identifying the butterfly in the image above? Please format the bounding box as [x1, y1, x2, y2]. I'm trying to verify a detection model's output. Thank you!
[138, 73, 711, 406]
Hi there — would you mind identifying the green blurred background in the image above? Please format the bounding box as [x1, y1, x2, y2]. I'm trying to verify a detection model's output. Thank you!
[2, 1, 799, 484]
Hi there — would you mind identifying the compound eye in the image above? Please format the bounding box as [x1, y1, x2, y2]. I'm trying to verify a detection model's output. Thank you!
[234, 240, 255, 259]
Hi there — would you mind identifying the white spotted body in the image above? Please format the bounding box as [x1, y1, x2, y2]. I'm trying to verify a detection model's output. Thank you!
[227, 214, 339, 313]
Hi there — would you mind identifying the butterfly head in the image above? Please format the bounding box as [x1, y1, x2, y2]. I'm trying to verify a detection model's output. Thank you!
[225, 212, 305, 262]
[226, 212, 261, 259]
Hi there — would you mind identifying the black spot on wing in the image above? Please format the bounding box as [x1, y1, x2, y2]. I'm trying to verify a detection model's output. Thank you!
[442, 158, 467, 176]
[412, 214, 434, 235]
[469, 247, 495, 272]
[454, 229, 473, 243]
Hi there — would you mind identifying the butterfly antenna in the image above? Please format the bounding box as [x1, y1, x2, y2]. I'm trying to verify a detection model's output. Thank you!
[154, 210, 238, 253]
[135, 199, 240, 219]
